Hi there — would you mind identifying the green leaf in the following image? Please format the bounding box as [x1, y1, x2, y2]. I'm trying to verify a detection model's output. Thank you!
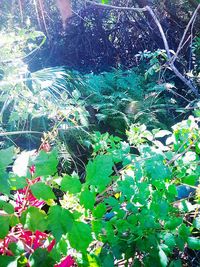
[0, 200, 14, 214]
[80, 189, 96, 210]
[163, 233, 176, 249]
[0, 146, 15, 170]
[86, 155, 113, 191]
[158, 246, 168, 267]
[49, 236, 68, 262]
[168, 184, 177, 196]
[178, 224, 190, 241]
[93, 203, 107, 218]
[169, 259, 182, 267]
[68, 221, 92, 252]
[182, 175, 197, 186]
[0, 216, 10, 238]
[164, 218, 182, 230]
[47, 206, 74, 241]
[9, 214, 19, 227]
[100, 250, 114, 267]
[9, 175, 27, 190]
[0, 171, 10, 195]
[145, 157, 170, 181]
[29, 248, 55, 267]
[187, 237, 200, 250]
[9, 241, 24, 255]
[21, 207, 47, 232]
[30, 182, 55, 200]
[61, 175, 81, 194]
[30, 149, 58, 177]
[0, 256, 18, 267]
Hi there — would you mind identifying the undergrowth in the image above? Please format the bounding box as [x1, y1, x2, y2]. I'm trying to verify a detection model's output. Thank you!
[0, 116, 199, 266]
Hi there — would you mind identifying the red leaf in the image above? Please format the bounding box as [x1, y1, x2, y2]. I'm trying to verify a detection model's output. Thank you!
[47, 239, 56, 252]
[54, 255, 75, 267]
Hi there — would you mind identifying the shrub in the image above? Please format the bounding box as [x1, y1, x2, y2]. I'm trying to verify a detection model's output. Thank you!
[0, 116, 199, 266]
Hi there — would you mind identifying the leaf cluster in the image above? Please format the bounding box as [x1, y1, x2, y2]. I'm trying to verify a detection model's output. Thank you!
[0, 116, 199, 266]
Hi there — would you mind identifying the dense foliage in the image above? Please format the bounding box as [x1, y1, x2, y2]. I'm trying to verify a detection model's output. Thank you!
[0, 1, 200, 266]
[0, 116, 200, 266]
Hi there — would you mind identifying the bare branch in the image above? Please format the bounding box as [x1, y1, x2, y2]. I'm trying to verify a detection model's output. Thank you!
[86, 1, 200, 97]
[171, 4, 200, 64]
[86, 0, 147, 12]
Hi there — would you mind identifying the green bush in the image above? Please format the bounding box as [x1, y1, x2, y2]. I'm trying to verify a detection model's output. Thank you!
[0, 116, 199, 266]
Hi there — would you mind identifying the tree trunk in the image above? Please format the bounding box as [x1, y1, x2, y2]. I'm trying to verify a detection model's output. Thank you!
[56, 0, 72, 28]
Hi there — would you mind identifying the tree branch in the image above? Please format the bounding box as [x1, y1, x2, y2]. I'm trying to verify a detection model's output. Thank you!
[86, 0, 147, 12]
[86, 1, 200, 97]
[171, 4, 200, 64]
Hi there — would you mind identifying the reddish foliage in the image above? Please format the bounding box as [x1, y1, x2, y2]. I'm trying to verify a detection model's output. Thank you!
[54, 255, 75, 267]
[15, 177, 45, 214]
[0, 226, 54, 256]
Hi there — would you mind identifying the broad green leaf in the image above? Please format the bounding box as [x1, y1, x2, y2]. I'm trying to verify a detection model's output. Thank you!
[163, 233, 176, 249]
[68, 221, 92, 252]
[0, 172, 10, 195]
[9, 175, 27, 190]
[100, 250, 114, 267]
[93, 203, 106, 218]
[182, 175, 197, 186]
[86, 155, 113, 191]
[61, 175, 81, 194]
[49, 236, 68, 262]
[9, 214, 19, 227]
[80, 189, 96, 210]
[0, 216, 10, 238]
[9, 241, 24, 255]
[30, 182, 55, 200]
[144, 157, 170, 181]
[167, 184, 177, 196]
[165, 218, 182, 230]
[30, 149, 58, 177]
[0, 200, 14, 214]
[0, 256, 18, 267]
[187, 237, 200, 250]
[21, 206, 47, 232]
[29, 248, 55, 267]
[0, 146, 15, 170]
[47, 205, 74, 241]
[178, 224, 190, 241]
